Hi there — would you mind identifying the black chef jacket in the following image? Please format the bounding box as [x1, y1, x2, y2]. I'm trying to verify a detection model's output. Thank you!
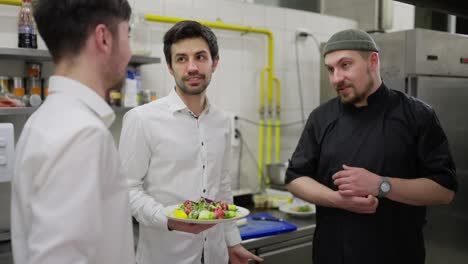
[286, 83, 457, 264]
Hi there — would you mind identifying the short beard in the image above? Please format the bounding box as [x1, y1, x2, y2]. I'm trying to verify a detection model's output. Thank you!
[176, 75, 210, 95]
[339, 67, 374, 106]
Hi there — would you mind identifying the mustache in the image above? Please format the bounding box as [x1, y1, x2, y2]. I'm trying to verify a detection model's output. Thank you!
[183, 73, 206, 81]
[335, 81, 353, 90]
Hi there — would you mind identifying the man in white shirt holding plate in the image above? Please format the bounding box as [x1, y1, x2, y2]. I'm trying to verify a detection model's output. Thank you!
[119, 20, 263, 264]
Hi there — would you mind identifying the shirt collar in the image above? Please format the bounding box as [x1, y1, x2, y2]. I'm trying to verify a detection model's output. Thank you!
[366, 81, 388, 106]
[341, 81, 388, 112]
[167, 87, 211, 115]
[48, 75, 116, 127]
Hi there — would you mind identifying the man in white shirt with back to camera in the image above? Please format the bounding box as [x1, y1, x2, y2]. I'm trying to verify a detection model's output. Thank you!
[119, 21, 263, 264]
[11, 0, 135, 263]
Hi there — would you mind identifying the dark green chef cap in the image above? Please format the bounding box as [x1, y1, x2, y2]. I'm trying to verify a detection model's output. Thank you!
[322, 29, 379, 57]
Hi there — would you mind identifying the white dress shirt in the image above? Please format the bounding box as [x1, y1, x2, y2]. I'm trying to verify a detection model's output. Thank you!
[119, 89, 241, 264]
[11, 76, 135, 264]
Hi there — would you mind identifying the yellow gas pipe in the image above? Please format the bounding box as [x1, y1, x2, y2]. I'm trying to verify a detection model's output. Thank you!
[0, 0, 20, 6]
[145, 15, 280, 189]
[274, 77, 281, 163]
[259, 67, 268, 187]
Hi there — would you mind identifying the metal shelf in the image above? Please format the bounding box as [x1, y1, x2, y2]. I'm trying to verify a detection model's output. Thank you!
[129, 54, 161, 66]
[0, 47, 51, 62]
[0, 106, 134, 116]
[0, 106, 137, 116]
[0, 47, 160, 65]
[0, 107, 37, 115]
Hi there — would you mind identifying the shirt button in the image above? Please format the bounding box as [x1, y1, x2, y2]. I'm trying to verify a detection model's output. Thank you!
[203, 189, 206, 193]
[201, 142, 204, 146]
[205, 238, 207, 241]
[203, 165, 205, 169]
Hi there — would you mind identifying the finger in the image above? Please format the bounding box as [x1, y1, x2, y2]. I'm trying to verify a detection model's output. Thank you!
[333, 177, 348, 186]
[354, 195, 374, 206]
[242, 251, 264, 262]
[362, 196, 379, 210]
[331, 171, 341, 180]
[332, 170, 350, 180]
[332, 169, 355, 180]
[338, 189, 355, 196]
[250, 253, 264, 262]
[342, 164, 356, 170]
[337, 183, 352, 191]
[366, 194, 378, 202]
[372, 196, 379, 208]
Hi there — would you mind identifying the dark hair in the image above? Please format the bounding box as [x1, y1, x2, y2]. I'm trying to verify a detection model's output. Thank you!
[163, 20, 219, 66]
[33, 0, 131, 62]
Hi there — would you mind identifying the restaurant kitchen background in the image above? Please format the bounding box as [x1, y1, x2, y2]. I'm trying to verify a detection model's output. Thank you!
[2, 0, 468, 263]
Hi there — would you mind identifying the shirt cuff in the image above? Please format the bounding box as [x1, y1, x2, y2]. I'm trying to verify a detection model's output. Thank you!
[224, 223, 242, 247]
[153, 209, 169, 230]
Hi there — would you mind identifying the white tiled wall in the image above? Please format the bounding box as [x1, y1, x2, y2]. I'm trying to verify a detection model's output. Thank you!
[0, 0, 358, 193]
[322, 0, 415, 32]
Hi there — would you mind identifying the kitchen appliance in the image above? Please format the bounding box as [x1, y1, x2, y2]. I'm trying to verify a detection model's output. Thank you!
[265, 162, 288, 189]
[371, 28, 468, 264]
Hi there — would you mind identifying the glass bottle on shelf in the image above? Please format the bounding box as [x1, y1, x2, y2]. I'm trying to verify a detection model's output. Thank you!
[130, 13, 151, 56]
[18, 0, 37, 49]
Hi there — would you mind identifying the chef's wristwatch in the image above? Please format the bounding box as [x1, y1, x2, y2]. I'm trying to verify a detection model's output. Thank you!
[378, 176, 392, 198]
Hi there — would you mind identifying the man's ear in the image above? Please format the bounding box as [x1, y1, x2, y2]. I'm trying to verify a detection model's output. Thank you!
[167, 63, 174, 76]
[211, 56, 219, 73]
[369, 52, 379, 71]
[94, 24, 112, 54]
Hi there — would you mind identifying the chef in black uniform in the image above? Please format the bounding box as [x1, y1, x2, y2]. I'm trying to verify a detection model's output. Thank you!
[285, 29, 458, 264]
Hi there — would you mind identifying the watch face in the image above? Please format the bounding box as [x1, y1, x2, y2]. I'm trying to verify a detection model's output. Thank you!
[381, 182, 391, 192]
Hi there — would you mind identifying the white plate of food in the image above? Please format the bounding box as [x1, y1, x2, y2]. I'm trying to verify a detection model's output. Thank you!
[166, 198, 250, 224]
[279, 203, 316, 217]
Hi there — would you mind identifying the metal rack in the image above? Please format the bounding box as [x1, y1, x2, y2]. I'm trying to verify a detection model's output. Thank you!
[0, 47, 160, 116]
[0, 47, 160, 65]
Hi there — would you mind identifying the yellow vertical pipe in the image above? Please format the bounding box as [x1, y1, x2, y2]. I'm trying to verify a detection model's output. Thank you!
[274, 77, 281, 163]
[275, 119, 281, 163]
[258, 67, 268, 187]
[266, 118, 273, 164]
[260, 67, 268, 111]
[258, 119, 265, 188]
[0, 0, 21, 6]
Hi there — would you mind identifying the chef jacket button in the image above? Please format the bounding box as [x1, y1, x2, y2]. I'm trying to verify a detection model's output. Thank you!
[203, 165, 205, 169]
[201, 142, 204, 146]
[203, 189, 206, 193]
[205, 238, 207, 241]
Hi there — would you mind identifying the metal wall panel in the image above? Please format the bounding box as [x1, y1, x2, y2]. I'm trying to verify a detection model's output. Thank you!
[410, 76, 468, 264]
